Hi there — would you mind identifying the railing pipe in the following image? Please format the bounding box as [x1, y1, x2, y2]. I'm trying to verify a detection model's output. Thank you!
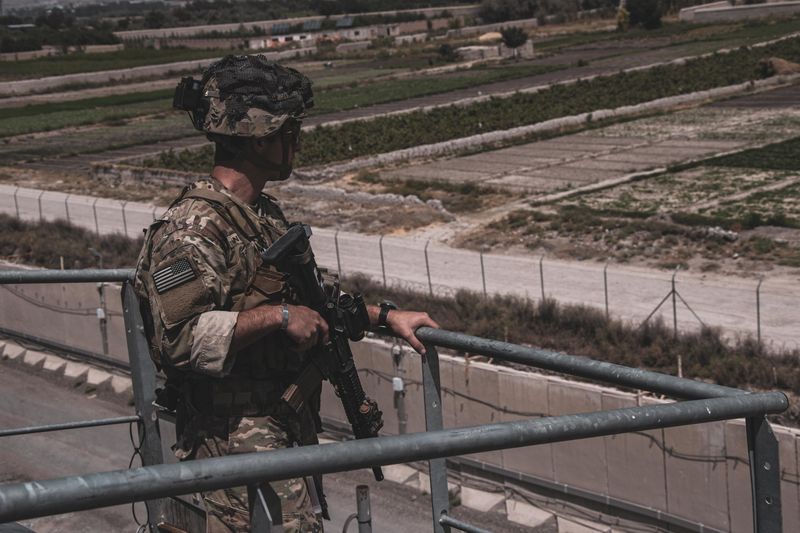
[439, 514, 492, 533]
[0, 392, 787, 523]
[0, 269, 134, 284]
[0, 416, 141, 438]
[415, 328, 743, 400]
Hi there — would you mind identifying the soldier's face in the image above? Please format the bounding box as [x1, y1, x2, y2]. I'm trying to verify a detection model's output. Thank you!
[252, 133, 299, 179]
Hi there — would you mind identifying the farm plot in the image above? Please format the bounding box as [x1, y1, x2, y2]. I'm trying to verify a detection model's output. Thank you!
[379, 101, 800, 194]
[0, 114, 198, 167]
[450, 94, 800, 276]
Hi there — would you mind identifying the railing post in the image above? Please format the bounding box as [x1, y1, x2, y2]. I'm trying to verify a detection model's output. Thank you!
[421, 343, 449, 533]
[356, 485, 372, 533]
[746, 416, 782, 533]
[121, 281, 164, 531]
[249, 483, 284, 533]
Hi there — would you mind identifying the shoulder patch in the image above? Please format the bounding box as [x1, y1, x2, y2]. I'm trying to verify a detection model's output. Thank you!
[153, 258, 197, 294]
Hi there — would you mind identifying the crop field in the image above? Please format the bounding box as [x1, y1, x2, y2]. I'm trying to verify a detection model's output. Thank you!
[0, 60, 563, 138]
[0, 91, 175, 138]
[0, 48, 229, 82]
[0, 114, 197, 165]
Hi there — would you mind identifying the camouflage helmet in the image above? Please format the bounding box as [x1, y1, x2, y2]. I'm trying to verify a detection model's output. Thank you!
[175, 55, 314, 139]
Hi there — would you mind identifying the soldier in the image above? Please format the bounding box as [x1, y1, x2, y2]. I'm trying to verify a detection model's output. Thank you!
[133, 55, 439, 532]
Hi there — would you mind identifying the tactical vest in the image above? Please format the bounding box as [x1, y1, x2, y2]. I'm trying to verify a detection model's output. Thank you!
[135, 182, 320, 424]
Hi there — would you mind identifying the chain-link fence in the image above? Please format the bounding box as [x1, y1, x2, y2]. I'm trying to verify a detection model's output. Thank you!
[313, 228, 800, 351]
[2, 184, 796, 351]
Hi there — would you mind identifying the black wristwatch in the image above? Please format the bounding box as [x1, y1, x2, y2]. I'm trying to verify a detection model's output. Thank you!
[378, 301, 397, 327]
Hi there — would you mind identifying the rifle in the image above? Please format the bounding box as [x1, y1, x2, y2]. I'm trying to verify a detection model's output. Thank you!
[261, 223, 385, 481]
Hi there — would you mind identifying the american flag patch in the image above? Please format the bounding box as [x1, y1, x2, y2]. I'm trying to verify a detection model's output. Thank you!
[153, 258, 197, 294]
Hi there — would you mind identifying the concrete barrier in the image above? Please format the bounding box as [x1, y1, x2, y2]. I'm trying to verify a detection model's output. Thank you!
[0, 275, 798, 530]
[686, 2, 800, 23]
[322, 338, 800, 530]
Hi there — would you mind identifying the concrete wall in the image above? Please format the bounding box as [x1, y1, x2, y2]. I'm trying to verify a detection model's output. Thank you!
[321, 338, 800, 532]
[445, 18, 539, 39]
[681, 1, 800, 23]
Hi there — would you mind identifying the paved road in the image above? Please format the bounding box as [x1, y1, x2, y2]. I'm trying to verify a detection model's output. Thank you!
[0, 363, 541, 532]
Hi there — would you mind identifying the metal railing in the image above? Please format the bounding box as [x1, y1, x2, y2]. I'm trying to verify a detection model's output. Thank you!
[0, 269, 790, 533]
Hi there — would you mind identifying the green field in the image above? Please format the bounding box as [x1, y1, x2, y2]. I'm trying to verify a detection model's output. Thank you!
[0, 90, 175, 138]
[0, 48, 226, 82]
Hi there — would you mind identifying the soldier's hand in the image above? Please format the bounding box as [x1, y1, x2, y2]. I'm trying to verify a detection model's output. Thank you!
[285, 305, 329, 351]
[386, 310, 440, 355]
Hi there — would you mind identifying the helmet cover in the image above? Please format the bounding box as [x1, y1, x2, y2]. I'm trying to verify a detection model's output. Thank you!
[198, 55, 314, 138]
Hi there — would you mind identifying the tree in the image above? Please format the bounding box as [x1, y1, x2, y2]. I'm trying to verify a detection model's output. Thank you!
[144, 10, 167, 29]
[627, 0, 663, 29]
[479, 0, 538, 23]
[501, 26, 528, 59]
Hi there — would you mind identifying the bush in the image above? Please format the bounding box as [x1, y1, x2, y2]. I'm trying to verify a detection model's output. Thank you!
[0, 215, 142, 269]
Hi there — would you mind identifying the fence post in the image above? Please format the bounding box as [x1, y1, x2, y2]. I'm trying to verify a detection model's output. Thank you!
[379, 235, 387, 288]
[479, 251, 487, 298]
[335, 230, 342, 278]
[756, 275, 764, 350]
[604, 260, 609, 320]
[671, 267, 679, 339]
[539, 255, 545, 301]
[424, 240, 433, 297]
[120, 201, 128, 238]
[92, 198, 100, 236]
[64, 194, 71, 224]
[746, 416, 783, 532]
[37, 190, 45, 222]
[13, 187, 19, 218]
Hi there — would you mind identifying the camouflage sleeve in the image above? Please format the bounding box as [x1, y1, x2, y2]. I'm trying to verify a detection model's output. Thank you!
[192, 310, 239, 375]
[146, 225, 242, 377]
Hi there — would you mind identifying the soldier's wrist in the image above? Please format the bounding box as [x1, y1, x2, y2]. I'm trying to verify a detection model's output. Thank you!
[280, 303, 290, 331]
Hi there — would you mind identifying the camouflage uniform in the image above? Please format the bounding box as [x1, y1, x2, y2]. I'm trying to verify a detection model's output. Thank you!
[134, 178, 323, 532]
